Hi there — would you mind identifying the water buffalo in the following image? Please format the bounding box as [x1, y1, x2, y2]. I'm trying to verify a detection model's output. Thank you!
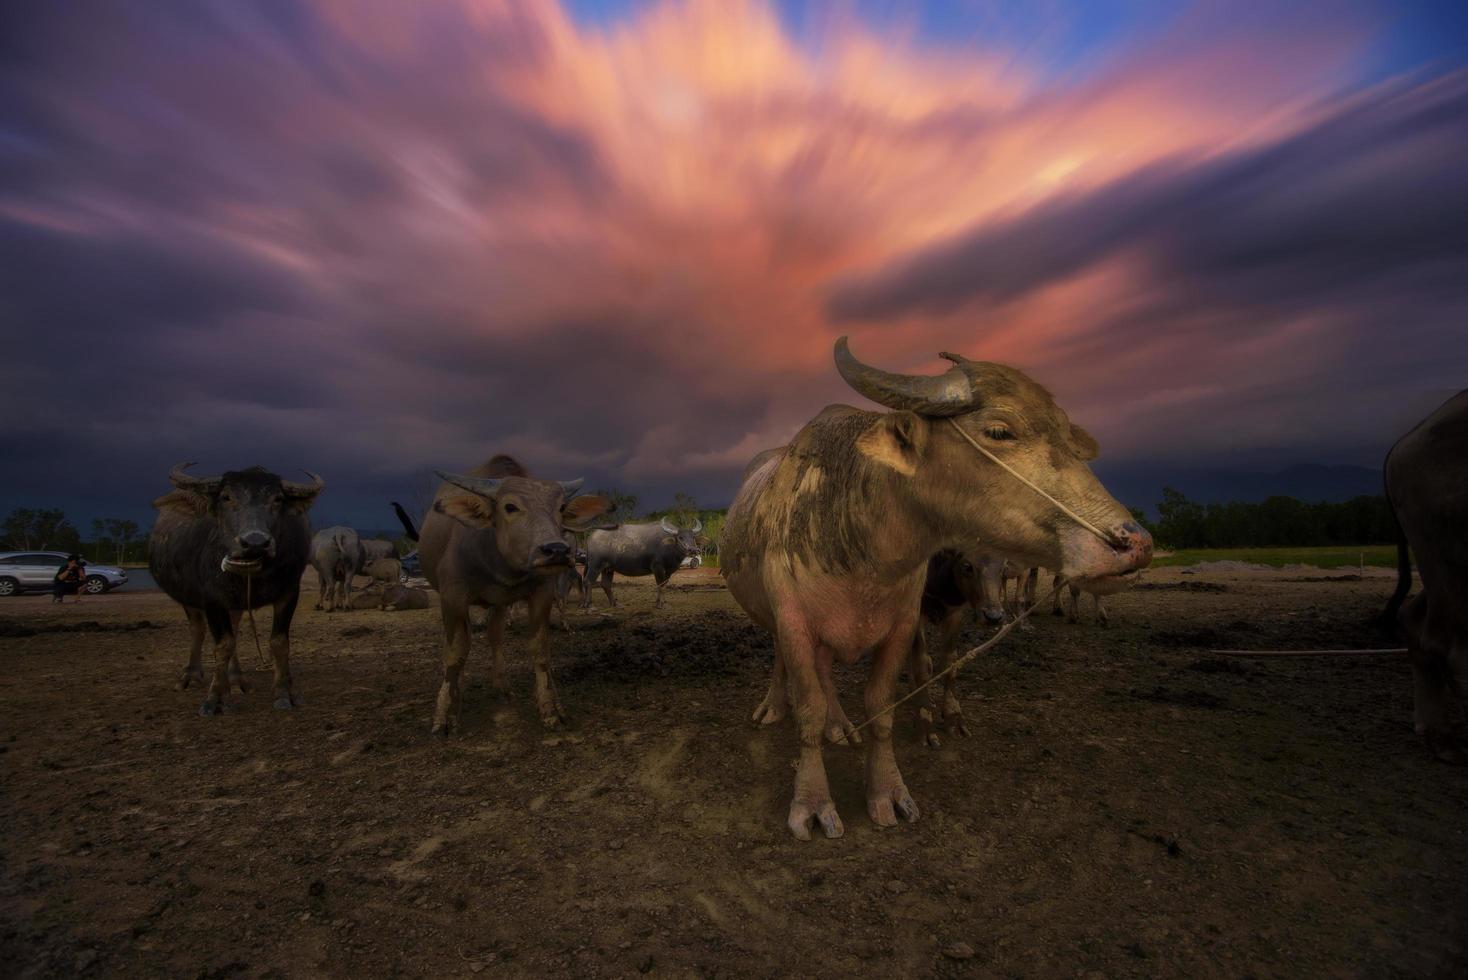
[1382, 390, 1468, 764]
[554, 532, 589, 629]
[583, 518, 702, 609]
[310, 526, 361, 612]
[149, 463, 323, 715]
[909, 550, 1003, 747]
[381, 584, 431, 611]
[361, 557, 402, 588]
[721, 337, 1152, 840]
[1052, 572, 1133, 625]
[359, 538, 396, 564]
[405, 454, 609, 735]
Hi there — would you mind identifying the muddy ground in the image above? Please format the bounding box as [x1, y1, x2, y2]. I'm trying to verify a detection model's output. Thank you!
[1, 567, 1464, 978]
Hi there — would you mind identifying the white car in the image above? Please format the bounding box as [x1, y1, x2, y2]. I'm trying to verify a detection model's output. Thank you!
[0, 552, 130, 597]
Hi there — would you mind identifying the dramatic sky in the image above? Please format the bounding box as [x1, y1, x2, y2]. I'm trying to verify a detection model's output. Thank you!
[2, 0, 1465, 529]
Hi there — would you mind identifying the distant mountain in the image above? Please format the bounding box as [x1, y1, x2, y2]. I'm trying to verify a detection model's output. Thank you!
[1094, 462, 1383, 516]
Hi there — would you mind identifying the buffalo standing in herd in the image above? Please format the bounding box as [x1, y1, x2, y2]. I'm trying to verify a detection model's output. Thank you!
[145, 341, 1466, 838]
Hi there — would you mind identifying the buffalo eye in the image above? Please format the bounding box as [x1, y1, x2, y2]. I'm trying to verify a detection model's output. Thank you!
[219, 492, 234, 504]
[984, 424, 1015, 441]
[270, 494, 283, 508]
[503, 502, 520, 515]
[961, 561, 974, 574]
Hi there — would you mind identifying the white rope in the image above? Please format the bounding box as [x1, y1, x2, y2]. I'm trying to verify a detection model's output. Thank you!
[1210, 648, 1408, 658]
[946, 418, 1124, 548]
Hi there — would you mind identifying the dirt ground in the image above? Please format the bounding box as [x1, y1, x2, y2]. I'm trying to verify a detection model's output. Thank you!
[1, 566, 1464, 979]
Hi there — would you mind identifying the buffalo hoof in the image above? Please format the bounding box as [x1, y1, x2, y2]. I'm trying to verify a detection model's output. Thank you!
[272, 696, 296, 711]
[178, 667, 206, 691]
[825, 718, 862, 747]
[788, 799, 844, 841]
[944, 711, 970, 738]
[1425, 732, 1468, 765]
[751, 693, 787, 727]
[199, 700, 224, 717]
[917, 707, 941, 749]
[868, 786, 920, 829]
[431, 723, 453, 739]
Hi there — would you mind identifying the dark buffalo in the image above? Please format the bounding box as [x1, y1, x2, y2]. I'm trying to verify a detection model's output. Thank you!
[149, 463, 323, 715]
[583, 518, 702, 609]
[1382, 390, 1468, 763]
[400, 455, 609, 735]
[721, 338, 1151, 840]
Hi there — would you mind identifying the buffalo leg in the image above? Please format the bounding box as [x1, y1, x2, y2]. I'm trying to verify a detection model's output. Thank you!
[865, 623, 920, 829]
[935, 609, 970, 737]
[269, 590, 301, 709]
[781, 619, 841, 840]
[1052, 575, 1067, 616]
[653, 566, 670, 609]
[909, 626, 941, 748]
[1405, 596, 1467, 764]
[526, 587, 564, 728]
[484, 605, 509, 695]
[179, 605, 207, 689]
[1066, 584, 1081, 623]
[223, 609, 251, 694]
[817, 654, 860, 746]
[752, 646, 789, 725]
[199, 606, 237, 716]
[433, 598, 473, 736]
[1094, 595, 1109, 627]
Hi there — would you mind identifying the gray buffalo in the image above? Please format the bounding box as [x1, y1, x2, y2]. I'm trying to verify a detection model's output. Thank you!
[149, 463, 323, 715]
[401, 454, 609, 735]
[359, 538, 396, 564]
[310, 526, 361, 612]
[1382, 390, 1468, 764]
[721, 337, 1151, 840]
[583, 518, 702, 609]
[360, 557, 403, 588]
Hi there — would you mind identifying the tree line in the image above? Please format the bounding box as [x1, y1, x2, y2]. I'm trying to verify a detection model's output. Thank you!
[2, 508, 144, 564]
[1135, 489, 1398, 550]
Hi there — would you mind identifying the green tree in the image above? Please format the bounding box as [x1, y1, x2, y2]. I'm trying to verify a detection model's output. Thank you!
[3, 508, 77, 550]
[592, 489, 639, 523]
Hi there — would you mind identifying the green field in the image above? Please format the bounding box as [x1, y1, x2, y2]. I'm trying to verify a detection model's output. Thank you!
[1150, 545, 1399, 569]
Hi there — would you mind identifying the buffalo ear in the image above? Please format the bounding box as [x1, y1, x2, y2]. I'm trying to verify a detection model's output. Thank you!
[561, 494, 611, 531]
[434, 494, 495, 529]
[153, 489, 210, 516]
[856, 411, 928, 477]
[1069, 423, 1099, 461]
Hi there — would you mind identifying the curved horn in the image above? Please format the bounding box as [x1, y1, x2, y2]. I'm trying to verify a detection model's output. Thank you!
[282, 470, 325, 498]
[169, 462, 223, 493]
[690, 518, 702, 533]
[660, 517, 677, 534]
[559, 478, 585, 497]
[435, 470, 503, 497]
[833, 336, 976, 417]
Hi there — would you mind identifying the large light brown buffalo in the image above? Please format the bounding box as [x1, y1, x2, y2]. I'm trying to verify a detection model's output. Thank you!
[721, 338, 1151, 840]
[1382, 390, 1468, 764]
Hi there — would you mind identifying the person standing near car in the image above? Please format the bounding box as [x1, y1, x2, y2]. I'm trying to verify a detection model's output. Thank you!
[53, 554, 86, 603]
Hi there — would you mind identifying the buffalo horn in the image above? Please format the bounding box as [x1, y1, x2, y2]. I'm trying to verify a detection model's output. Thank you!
[282, 470, 325, 498]
[833, 336, 976, 416]
[660, 517, 678, 534]
[435, 470, 503, 497]
[690, 518, 702, 533]
[559, 479, 585, 497]
[169, 462, 223, 493]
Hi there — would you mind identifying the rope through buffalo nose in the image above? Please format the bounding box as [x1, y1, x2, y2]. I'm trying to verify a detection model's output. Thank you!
[946, 418, 1129, 549]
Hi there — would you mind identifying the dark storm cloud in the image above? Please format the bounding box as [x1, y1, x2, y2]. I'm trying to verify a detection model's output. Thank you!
[828, 73, 1468, 322]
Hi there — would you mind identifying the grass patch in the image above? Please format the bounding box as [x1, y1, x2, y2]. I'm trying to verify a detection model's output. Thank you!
[1151, 545, 1398, 569]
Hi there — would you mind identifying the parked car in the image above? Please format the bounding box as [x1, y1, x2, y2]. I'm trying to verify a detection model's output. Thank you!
[0, 552, 130, 597]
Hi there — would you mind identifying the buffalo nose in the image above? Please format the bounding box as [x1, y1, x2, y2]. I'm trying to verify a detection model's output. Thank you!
[239, 531, 272, 551]
[982, 609, 1005, 625]
[1110, 520, 1154, 562]
[540, 541, 570, 558]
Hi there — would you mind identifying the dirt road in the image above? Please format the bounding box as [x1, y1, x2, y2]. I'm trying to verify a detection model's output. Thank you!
[2, 568, 1464, 977]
